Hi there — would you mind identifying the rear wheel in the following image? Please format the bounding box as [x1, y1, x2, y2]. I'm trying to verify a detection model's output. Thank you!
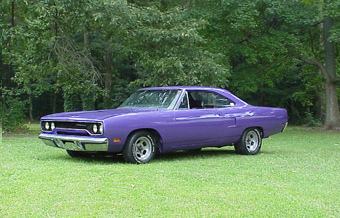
[123, 131, 156, 164]
[234, 128, 262, 155]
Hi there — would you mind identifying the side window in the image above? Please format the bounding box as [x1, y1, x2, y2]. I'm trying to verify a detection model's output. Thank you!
[211, 92, 235, 108]
[179, 92, 189, 109]
[188, 91, 235, 109]
[188, 92, 204, 109]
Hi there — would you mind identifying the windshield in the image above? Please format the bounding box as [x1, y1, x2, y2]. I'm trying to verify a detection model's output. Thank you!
[119, 89, 182, 109]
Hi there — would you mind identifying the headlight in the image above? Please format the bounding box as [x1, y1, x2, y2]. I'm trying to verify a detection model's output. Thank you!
[93, 124, 98, 134]
[99, 124, 103, 134]
[51, 122, 55, 130]
[44, 122, 50, 130]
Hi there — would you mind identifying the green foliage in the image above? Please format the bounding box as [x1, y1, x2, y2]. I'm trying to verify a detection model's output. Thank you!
[301, 110, 323, 126]
[81, 91, 96, 111]
[195, 0, 339, 124]
[125, 6, 230, 87]
[1, 0, 339, 125]
[63, 87, 82, 112]
[2, 90, 28, 132]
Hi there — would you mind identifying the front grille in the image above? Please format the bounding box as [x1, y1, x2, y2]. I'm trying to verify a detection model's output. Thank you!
[56, 122, 92, 131]
[56, 130, 89, 136]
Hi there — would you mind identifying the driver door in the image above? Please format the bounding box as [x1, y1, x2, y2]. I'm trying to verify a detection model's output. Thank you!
[171, 91, 237, 149]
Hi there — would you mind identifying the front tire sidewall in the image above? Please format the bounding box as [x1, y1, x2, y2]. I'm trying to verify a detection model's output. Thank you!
[123, 131, 156, 164]
[235, 128, 262, 155]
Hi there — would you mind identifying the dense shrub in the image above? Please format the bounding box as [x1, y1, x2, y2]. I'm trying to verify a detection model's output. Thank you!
[301, 111, 323, 127]
[2, 96, 28, 132]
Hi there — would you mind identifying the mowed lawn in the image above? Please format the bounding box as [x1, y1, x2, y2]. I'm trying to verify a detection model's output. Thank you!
[1, 125, 340, 217]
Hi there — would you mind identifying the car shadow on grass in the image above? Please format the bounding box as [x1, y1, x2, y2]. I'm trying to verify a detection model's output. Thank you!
[51, 148, 239, 164]
[154, 148, 238, 162]
[59, 153, 125, 164]
[39, 151, 123, 164]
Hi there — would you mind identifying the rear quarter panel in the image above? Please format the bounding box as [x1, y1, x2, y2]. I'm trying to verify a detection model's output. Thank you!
[239, 105, 288, 138]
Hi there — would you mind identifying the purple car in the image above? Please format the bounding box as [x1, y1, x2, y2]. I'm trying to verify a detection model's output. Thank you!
[39, 86, 288, 163]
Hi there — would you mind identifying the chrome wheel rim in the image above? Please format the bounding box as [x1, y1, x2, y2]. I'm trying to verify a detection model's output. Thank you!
[245, 130, 259, 152]
[133, 136, 153, 161]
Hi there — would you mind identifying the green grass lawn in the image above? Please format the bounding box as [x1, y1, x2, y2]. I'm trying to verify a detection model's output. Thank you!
[1, 125, 340, 217]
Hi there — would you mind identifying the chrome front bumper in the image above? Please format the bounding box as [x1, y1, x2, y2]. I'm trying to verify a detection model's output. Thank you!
[38, 133, 108, 151]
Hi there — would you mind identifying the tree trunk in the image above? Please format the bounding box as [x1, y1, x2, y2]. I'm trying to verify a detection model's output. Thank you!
[316, 88, 324, 121]
[26, 78, 33, 121]
[28, 92, 33, 121]
[324, 80, 339, 128]
[11, 1, 15, 27]
[322, 16, 340, 128]
[52, 92, 57, 114]
[82, 29, 95, 111]
[104, 49, 113, 108]
[290, 16, 340, 128]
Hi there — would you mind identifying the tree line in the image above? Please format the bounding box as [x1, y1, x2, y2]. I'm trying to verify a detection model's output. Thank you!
[1, 0, 340, 131]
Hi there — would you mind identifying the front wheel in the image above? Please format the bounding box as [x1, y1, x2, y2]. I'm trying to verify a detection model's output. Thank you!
[234, 128, 262, 155]
[123, 131, 156, 164]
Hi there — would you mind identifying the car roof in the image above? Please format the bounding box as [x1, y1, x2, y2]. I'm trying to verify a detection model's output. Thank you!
[139, 86, 230, 93]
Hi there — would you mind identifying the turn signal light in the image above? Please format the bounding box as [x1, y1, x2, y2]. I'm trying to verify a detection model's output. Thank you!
[113, 138, 121, 143]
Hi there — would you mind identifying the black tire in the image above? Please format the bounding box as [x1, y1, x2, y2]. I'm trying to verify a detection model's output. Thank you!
[234, 128, 262, 155]
[123, 131, 156, 164]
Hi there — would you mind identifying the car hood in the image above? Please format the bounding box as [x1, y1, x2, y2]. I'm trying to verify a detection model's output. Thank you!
[41, 108, 162, 122]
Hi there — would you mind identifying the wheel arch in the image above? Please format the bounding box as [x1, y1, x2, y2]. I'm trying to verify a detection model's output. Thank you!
[125, 128, 163, 152]
[239, 126, 264, 141]
[253, 126, 264, 138]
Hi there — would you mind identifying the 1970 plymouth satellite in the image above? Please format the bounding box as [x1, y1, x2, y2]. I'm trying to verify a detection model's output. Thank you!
[39, 86, 288, 163]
